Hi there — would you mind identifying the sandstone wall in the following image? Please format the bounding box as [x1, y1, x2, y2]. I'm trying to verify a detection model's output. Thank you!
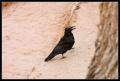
[2, 2, 99, 79]
[86, 2, 118, 79]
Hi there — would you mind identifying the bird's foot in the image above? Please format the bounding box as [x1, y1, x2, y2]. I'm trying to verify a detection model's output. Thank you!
[61, 56, 66, 59]
[61, 54, 66, 59]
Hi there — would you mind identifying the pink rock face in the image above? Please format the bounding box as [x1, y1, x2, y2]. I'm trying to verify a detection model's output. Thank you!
[2, 2, 100, 79]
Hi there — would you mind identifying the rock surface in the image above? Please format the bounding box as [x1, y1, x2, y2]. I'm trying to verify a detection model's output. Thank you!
[2, 2, 99, 79]
[86, 2, 118, 79]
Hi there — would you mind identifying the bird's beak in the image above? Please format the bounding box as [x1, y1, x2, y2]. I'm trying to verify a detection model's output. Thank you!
[71, 26, 76, 30]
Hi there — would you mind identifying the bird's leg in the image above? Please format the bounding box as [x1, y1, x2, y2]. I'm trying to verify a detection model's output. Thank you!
[61, 54, 66, 59]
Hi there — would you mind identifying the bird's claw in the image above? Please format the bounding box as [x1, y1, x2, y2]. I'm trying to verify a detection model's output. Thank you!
[61, 56, 66, 59]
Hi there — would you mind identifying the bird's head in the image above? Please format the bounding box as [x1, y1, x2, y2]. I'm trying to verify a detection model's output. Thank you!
[64, 26, 75, 36]
[65, 26, 76, 33]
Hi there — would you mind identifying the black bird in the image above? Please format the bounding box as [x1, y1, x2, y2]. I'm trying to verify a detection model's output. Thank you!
[44, 26, 75, 62]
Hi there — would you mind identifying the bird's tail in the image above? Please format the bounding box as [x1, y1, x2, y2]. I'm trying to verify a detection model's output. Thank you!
[44, 53, 55, 62]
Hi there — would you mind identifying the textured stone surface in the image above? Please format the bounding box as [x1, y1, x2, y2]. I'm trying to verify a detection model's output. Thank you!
[86, 2, 118, 79]
[2, 2, 99, 79]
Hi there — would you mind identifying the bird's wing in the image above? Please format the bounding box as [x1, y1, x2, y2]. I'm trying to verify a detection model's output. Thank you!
[52, 44, 64, 54]
[59, 36, 74, 45]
